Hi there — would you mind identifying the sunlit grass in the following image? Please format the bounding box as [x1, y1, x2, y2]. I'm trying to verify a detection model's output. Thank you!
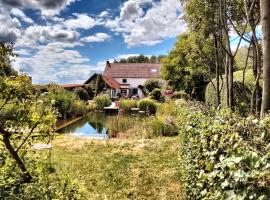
[52, 136, 185, 199]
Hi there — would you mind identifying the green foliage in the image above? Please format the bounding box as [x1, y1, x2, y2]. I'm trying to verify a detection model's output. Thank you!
[0, 43, 18, 77]
[114, 54, 164, 63]
[52, 90, 77, 119]
[0, 149, 85, 199]
[95, 75, 106, 95]
[138, 98, 157, 114]
[161, 33, 212, 99]
[171, 91, 190, 100]
[70, 99, 89, 117]
[84, 85, 94, 99]
[145, 101, 179, 136]
[35, 85, 90, 119]
[178, 106, 270, 199]
[149, 88, 165, 102]
[205, 79, 251, 114]
[144, 78, 161, 93]
[74, 87, 90, 101]
[94, 94, 112, 110]
[119, 99, 137, 112]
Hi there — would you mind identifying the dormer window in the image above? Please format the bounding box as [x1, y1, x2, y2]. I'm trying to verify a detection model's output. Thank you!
[151, 69, 157, 73]
[122, 79, 127, 83]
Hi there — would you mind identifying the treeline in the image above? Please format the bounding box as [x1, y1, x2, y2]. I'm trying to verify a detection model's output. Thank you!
[113, 54, 164, 64]
[161, 0, 268, 116]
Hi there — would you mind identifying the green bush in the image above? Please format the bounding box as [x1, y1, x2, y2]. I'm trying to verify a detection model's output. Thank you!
[147, 116, 178, 136]
[53, 91, 77, 119]
[138, 98, 157, 114]
[94, 94, 112, 110]
[70, 99, 89, 117]
[205, 80, 251, 114]
[178, 107, 270, 199]
[119, 99, 137, 112]
[144, 78, 162, 93]
[149, 88, 165, 102]
[74, 87, 89, 101]
[0, 149, 85, 199]
[171, 91, 189, 100]
[84, 85, 94, 99]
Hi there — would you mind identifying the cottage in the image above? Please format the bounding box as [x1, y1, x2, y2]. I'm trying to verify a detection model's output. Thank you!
[101, 61, 163, 99]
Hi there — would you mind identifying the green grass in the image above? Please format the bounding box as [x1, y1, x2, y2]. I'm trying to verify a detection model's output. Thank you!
[52, 136, 184, 199]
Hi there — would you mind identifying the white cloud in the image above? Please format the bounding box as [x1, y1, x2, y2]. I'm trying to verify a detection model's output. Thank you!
[10, 8, 33, 23]
[0, 7, 21, 42]
[104, 0, 186, 47]
[15, 24, 80, 48]
[14, 48, 31, 56]
[1, 0, 77, 17]
[13, 42, 93, 83]
[64, 13, 96, 30]
[81, 33, 111, 43]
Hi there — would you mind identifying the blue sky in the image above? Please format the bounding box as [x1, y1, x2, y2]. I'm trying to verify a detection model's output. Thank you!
[0, 0, 185, 84]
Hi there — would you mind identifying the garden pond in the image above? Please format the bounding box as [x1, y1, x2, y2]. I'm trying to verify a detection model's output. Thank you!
[57, 113, 143, 139]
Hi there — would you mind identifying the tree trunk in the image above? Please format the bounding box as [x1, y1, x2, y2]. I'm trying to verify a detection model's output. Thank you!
[260, 0, 270, 118]
[214, 34, 221, 108]
[228, 56, 234, 108]
[3, 132, 32, 182]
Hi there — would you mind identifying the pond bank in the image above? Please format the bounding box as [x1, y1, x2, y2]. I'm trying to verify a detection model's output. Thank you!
[52, 136, 185, 199]
[55, 116, 83, 131]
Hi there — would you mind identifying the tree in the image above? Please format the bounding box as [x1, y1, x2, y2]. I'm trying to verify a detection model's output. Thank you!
[144, 78, 162, 93]
[0, 43, 56, 182]
[0, 76, 56, 182]
[161, 33, 213, 100]
[74, 87, 89, 101]
[114, 54, 164, 63]
[260, 0, 270, 117]
[95, 74, 106, 96]
[0, 43, 18, 77]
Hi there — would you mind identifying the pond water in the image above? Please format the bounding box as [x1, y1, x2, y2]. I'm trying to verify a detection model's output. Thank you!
[57, 113, 110, 139]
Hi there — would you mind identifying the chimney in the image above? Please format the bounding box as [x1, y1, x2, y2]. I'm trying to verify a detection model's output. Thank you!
[106, 60, 111, 67]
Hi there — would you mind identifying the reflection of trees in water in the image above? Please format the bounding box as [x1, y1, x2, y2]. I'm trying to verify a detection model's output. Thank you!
[87, 113, 107, 133]
[59, 113, 143, 135]
[59, 116, 90, 133]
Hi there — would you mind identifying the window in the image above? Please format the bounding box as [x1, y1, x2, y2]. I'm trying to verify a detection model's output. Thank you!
[122, 79, 127, 83]
[132, 88, 138, 95]
[151, 69, 157, 73]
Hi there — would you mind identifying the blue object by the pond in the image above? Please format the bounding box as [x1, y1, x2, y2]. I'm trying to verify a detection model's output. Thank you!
[58, 114, 109, 139]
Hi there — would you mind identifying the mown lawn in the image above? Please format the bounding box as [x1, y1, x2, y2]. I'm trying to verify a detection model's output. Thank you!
[52, 136, 185, 199]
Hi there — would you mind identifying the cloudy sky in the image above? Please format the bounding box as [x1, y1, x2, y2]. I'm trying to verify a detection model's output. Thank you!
[0, 0, 185, 84]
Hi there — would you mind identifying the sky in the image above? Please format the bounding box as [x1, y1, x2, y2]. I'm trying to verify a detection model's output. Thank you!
[0, 0, 186, 84]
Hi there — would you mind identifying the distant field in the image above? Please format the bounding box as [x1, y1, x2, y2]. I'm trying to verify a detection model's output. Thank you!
[52, 136, 185, 200]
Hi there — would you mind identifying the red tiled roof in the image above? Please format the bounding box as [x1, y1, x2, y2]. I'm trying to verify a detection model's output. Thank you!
[62, 84, 84, 88]
[103, 63, 162, 78]
[102, 76, 120, 89]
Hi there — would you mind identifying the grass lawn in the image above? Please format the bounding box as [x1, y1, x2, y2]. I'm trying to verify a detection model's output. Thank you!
[52, 136, 185, 199]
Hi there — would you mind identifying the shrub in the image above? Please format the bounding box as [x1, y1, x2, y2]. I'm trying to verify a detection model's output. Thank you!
[171, 91, 189, 100]
[149, 88, 165, 102]
[74, 87, 89, 101]
[94, 94, 112, 110]
[205, 80, 251, 114]
[53, 91, 77, 119]
[178, 107, 270, 199]
[70, 99, 89, 117]
[146, 116, 178, 136]
[144, 79, 162, 93]
[119, 99, 137, 112]
[84, 85, 94, 99]
[138, 98, 157, 114]
[0, 149, 85, 199]
[87, 102, 97, 111]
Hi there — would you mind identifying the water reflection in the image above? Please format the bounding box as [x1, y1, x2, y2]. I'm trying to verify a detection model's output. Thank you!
[57, 113, 109, 139]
